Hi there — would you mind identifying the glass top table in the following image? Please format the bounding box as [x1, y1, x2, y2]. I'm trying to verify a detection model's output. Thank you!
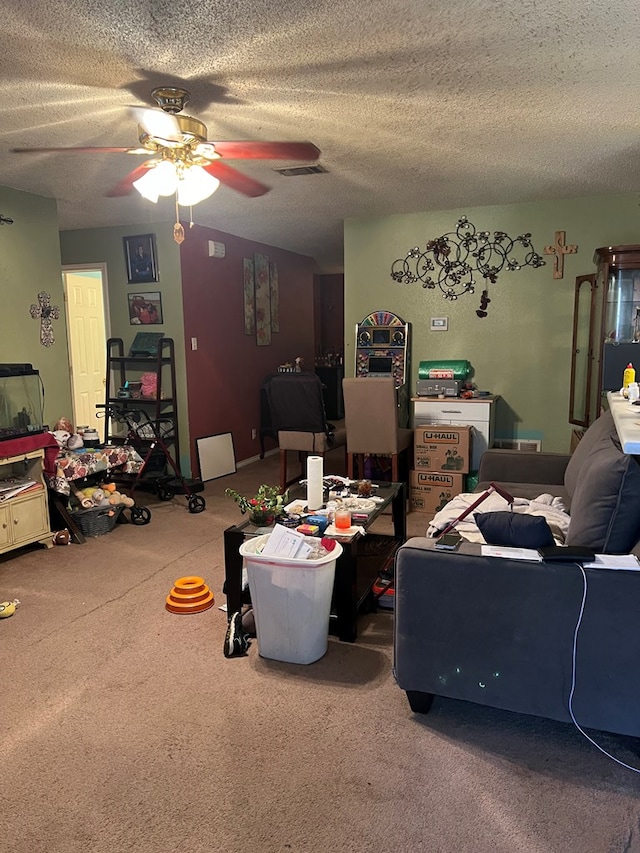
[223, 480, 406, 643]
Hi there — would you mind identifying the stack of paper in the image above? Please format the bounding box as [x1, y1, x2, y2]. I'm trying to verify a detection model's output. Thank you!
[0, 476, 38, 501]
[260, 524, 314, 559]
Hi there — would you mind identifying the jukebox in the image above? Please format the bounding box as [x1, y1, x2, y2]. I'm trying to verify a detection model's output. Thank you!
[354, 310, 411, 426]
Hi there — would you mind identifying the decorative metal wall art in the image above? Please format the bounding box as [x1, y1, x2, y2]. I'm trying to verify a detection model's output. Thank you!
[391, 216, 546, 317]
[30, 291, 60, 346]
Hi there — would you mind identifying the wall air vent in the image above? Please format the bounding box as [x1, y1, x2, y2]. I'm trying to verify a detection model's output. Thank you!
[274, 164, 328, 177]
[494, 439, 542, 452]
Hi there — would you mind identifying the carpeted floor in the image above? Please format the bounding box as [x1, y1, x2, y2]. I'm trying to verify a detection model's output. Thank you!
[2, 446, 640, 853]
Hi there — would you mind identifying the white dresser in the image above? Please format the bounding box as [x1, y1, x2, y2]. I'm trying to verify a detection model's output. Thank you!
[412, 395, 499, 471]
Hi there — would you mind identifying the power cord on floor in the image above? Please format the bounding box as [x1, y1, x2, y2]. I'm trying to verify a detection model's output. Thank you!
[569, 563, 640, 773]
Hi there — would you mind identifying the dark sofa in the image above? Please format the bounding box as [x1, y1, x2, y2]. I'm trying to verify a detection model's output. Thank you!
[394, 410, 640, 737]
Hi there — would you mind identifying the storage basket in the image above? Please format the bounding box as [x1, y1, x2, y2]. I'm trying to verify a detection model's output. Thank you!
[69, 504, 123, 537]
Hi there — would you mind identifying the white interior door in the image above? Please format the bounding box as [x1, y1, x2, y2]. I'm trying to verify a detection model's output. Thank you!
[62, 266, 110, 441]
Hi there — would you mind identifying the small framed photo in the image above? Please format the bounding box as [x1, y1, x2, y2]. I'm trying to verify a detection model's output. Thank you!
[128, 292, 163, 326]
[430, 316, 449, 331]
[124, 233, 158, 284]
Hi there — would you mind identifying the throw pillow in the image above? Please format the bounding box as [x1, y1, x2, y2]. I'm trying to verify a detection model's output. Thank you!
[564, 411, 614, 499]
[475, 511, 555, 549]
[565, 432, 640, 553]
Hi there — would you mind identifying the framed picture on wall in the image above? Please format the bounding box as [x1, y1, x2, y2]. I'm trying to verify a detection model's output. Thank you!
[128, 292, 163, 326]
[124, 233, 159, 283]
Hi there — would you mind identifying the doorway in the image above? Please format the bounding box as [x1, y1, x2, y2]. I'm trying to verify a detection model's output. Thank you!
[62, 265, 110, 441]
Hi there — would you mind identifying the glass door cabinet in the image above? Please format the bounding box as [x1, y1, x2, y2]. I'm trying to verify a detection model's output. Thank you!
[569, 245, 640, 427]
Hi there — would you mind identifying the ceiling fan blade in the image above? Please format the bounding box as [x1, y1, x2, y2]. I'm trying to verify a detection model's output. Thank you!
[12, 146, 135, 154]
[211, 141, 321, 161]
[203, 161, 270, 197]
[105, 162, 156, 197]
[129, 106, 183, 143]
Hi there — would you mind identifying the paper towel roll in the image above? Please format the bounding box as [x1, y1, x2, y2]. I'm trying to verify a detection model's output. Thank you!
[306, 455, 324, 510]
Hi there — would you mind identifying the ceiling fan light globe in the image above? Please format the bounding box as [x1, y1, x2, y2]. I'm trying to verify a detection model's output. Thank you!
[153, 160, 180, 196]
[132, 160, 178, 202]
[176, 165, 220, 207]
[132, 172, 160, 203]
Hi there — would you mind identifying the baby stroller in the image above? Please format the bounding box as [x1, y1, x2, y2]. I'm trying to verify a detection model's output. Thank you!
[100, 404, 206, 514]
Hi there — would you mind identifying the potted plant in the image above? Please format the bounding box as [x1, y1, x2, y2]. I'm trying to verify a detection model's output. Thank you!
[224, 484, 288, 526]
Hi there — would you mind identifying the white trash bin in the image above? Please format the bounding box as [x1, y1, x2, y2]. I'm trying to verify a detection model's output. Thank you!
[239, 534, 343, 664]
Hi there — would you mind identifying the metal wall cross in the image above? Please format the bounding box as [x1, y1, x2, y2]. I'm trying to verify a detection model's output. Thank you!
[30, 291, 60, 347]
[543, 230, 578, 279]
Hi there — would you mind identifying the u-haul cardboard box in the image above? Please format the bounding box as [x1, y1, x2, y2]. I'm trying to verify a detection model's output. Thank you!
[409, 470, 466, 515]
[413, 425, 471, 474]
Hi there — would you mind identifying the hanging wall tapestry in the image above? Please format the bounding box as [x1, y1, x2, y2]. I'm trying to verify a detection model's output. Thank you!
[254, 252, 272, 346]
[270, 260, 279, 333]
[243, 258, 256, 335]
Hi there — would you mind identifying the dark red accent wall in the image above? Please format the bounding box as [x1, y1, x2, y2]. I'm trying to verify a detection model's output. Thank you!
[315, 274, 345, 359]
[180, 224, 316, 470]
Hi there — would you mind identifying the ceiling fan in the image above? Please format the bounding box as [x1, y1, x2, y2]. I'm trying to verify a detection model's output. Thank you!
[12, 86, 321, 203]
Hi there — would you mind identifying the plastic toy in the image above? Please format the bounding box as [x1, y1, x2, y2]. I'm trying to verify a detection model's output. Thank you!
[0, 599, 20, 618]
[165, 576, 214, 614]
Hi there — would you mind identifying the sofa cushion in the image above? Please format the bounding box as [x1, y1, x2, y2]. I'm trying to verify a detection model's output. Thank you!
[565, 432, 640, 553]
[564, 411, 615, 500]
[475, 511, 555, 548]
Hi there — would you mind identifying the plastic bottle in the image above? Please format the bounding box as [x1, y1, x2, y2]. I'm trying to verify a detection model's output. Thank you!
[624, 363, 636, 388]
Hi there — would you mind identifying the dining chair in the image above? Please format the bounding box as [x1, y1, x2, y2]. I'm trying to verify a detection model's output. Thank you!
[264, 372, 347, 489]
[342, 376, 413, 482]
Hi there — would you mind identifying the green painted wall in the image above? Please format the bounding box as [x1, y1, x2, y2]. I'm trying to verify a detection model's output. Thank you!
[345, 192, 640, 453]
[0, 185, 72, 428]
[59, 222, 191, 472]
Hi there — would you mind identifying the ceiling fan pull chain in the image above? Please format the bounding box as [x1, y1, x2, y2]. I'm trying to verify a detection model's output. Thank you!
[173, 196, 185, 245]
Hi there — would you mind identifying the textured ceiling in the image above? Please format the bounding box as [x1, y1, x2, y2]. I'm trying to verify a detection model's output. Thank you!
[1, 0, 640, 272]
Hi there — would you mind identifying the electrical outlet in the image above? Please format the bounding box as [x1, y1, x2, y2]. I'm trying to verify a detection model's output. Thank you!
[191, 337, 198, 350]
[251, 428, 257, 440]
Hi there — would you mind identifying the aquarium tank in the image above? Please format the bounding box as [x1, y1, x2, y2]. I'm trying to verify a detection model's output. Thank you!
[0, 364, 46, 439]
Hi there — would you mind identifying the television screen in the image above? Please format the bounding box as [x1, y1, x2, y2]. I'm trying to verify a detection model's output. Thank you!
[372, 328, 390, 345]
[368, 356, 393, 375]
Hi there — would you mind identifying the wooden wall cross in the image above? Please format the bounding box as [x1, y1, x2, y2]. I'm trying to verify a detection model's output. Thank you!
[543, 230, 578, 279]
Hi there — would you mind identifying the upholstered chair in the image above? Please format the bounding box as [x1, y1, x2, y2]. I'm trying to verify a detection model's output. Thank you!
[264, 372, 346, 489]
[342, 376, 413, 482]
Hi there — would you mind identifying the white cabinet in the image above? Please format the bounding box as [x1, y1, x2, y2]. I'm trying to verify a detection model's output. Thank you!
[412, 396, 498, 471]
[0, 448, 52, 555]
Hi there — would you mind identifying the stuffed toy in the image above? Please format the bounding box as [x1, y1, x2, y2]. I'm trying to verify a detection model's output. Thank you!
[107, 490, 135, 508]
[90, 488, 111, 508]
[70, 483, 135, 511]
[52, 529, 71, 546]
[51, 430, 71, 449]
[51, 427, 83, 451]
[54, 417, 74, 433]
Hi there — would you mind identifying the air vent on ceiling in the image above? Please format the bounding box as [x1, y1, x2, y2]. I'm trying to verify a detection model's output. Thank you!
[274, 164, 328, 177]
[493, 439, 542, 452]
